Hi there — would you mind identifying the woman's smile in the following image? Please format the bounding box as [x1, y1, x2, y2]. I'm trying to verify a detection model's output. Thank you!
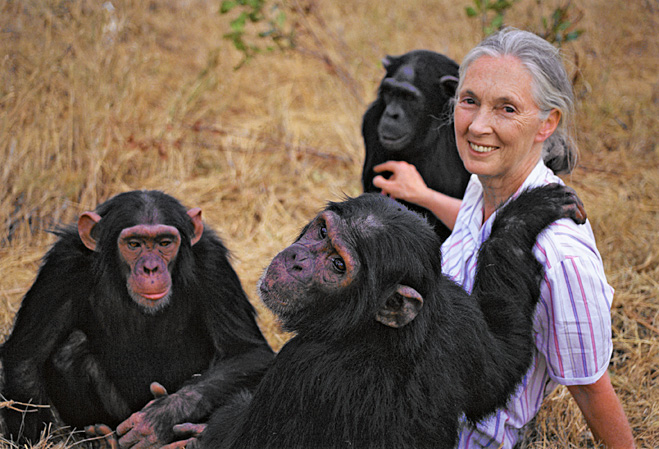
[469, 142, 498, 153]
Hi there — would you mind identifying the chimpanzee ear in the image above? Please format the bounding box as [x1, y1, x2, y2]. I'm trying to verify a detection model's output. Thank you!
[439, 74, 459, 97]
[78, 212, 102, 251]
[382, 55, 395, 70]
[186, 208, 204, 246]
[375, 285, 424, 329]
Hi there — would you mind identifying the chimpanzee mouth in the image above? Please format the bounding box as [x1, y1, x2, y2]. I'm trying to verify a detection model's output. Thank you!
[379, 133, 411, 150]
[129, 288, 172, 314]
[258, 278, 289, 307]
[141, 291, 169, 301]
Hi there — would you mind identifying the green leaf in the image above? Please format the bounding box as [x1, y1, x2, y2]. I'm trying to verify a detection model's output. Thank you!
[276, 11, 286, 27]
[245, 0, 263, 9]
[230, 12, 248, 32]
[491, 14, 504, 29]
[248, 11, 263, 22]
[465, 6, 478, 17]
[220, 0, 237, 14]
[565, 30, 583, 42]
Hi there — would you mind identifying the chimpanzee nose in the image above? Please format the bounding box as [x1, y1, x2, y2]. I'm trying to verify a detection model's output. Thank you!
[138, 254, 163, 276]
[143, 264, 159, 275]
[283, 244, 312, 282]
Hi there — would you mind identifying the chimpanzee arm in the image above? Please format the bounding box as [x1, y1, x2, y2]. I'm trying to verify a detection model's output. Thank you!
[115, 346, 272, 449]
[115, 234, 274, 449]
[463, 184, 586, 421]
[1, 230, 92, 442]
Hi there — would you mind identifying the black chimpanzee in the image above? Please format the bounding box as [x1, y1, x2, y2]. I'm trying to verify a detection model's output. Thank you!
[182, 185, 586, 449]
[0, 190, 274, 447]
[362, 50, 471, 240]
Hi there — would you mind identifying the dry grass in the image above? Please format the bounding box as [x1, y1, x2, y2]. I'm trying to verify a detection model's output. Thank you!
[0, 0, 657, 447]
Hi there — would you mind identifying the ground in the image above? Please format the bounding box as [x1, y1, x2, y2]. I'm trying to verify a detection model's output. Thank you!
[0, 1, 657, 447]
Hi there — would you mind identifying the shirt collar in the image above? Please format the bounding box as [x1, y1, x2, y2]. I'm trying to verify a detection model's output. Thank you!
[468, 158, 551, 244]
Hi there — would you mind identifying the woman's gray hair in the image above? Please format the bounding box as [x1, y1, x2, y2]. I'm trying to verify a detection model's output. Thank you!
[457, 27, 578, 174]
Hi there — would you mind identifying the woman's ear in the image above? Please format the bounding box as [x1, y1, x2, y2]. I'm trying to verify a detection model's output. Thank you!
[535, 109, 561, 143]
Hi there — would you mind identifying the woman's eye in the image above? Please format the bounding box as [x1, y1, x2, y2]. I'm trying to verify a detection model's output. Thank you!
[503, 106, 516, 113]
[332, 257, 346, 273]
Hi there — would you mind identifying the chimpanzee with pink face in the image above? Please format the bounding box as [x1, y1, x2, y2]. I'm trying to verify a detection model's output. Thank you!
[0, 190, 273, 448]
[189, 186, 587, 449]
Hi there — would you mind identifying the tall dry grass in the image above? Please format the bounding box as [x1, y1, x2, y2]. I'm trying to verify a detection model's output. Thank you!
[0, 0, 657, 447]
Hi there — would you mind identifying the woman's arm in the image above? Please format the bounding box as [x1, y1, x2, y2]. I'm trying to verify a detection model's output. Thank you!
[567, 371, 635, 448]
[372, 160, 463, 230]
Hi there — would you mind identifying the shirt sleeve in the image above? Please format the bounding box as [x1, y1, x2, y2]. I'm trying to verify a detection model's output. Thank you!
[532, 220, 614, 386]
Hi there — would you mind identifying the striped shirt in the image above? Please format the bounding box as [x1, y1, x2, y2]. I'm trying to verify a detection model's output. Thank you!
[442, 160, 614, 449]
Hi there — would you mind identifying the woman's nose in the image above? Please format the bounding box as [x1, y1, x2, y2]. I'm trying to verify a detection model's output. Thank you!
[468, 108, 493, 135]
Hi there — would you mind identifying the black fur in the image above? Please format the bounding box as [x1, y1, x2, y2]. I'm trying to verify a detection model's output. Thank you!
[362, 50, 471, 240]
[0, 190, 274, 444]
[198, 185, 585, 448]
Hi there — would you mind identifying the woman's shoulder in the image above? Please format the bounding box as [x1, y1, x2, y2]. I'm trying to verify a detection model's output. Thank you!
[520, 161, 604, 264]
[533, 217, 605, 272]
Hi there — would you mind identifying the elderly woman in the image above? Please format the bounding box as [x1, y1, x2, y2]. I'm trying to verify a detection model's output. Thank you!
[372, 28, 634, 448]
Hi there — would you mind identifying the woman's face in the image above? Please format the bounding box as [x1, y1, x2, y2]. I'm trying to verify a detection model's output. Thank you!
[454, 55, 559, 191]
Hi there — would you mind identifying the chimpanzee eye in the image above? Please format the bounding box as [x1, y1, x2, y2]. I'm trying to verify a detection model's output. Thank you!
[159, 240, 172, 247]
[332, 257, 346, 274]
[318, 224, 328, 240]
[127, 240, 140, 249]
[403, 91, 417, 102]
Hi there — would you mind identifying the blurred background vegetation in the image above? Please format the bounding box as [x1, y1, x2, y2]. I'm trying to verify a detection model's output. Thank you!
[0, 0, 657, 447]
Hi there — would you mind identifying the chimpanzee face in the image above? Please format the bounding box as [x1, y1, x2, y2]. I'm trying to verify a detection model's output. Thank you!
[258, 195, 427, 333]
[117, 223, 181, 312]
[78, 206, 204, 314]
[258, 210, 361, 321]
[377, 63, 427, 152]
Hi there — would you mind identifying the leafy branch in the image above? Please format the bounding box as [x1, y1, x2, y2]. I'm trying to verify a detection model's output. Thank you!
[535, 0, 584, 47]
[218, 0, 365, 103]
[220, 0, 295, 68]
[465, 0, 518, 37]
[465, 0, 584, 46]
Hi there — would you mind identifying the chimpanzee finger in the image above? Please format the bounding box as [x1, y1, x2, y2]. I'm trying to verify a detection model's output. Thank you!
[172, 422, 207, 438]
[85, 424, 119, 449]
[563, 186, 587, 224]
[149, 381, 168, 398]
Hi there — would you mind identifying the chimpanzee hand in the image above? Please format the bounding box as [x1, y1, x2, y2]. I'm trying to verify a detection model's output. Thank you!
[159, 423, 207, 449]
[85, 423, 119, 449]
[116, 382, 173, 449]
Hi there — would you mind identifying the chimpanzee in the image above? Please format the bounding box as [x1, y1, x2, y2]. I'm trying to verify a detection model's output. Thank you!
[362, 50, 471, 240]
[183, 185, 586, 449]
[0, 190, 274, 447]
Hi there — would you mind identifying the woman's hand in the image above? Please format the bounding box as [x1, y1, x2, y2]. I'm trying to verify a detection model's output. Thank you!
[372, 161, 429, 205]
[372, 160, 463, 231]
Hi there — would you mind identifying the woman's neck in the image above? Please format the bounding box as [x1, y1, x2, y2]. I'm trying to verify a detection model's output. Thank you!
[479, 161, 540, 222]
[481, 186, 516, 223]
